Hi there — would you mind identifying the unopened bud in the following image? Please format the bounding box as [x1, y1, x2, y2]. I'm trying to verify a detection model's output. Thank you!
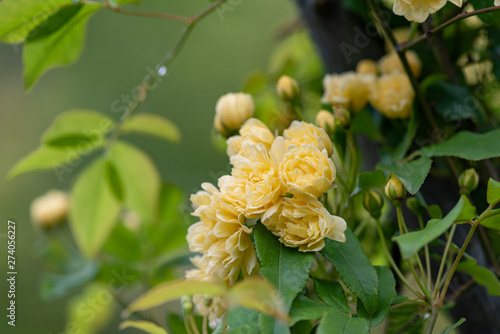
[181, 295, 193, 313]
[30, 190, 69, 229]
[363, 190, 384, 219]
[406, 197, 422, 216]
[459, 168, 479, 195]
[214, 93, 254, 137]
[385, 176, 407, 204]
[276, 75, 300, 102]
[315, 110, 335, 132]
[333, 106, 351, 130]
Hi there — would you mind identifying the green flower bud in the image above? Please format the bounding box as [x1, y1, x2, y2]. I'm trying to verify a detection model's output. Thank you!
[277, 75, 300, 102]
[385, 175, 407, 204]
[333, 106, 351, 130]
[459, 168, 479, 195]
[181, 295, 193, 313]
[406, 197, 422, 216]
[363, 190, 384, 219]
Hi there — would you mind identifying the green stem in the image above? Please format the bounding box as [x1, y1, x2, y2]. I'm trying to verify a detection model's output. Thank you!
[375, 219, 422, 298]
[346, 131, 359, 195]
[425, 306, 440, 334]
[399, 6, 500, 51]
[434, 224, 456, 297]
[418, 215, 432, 291]
[396, 206, 408, 235]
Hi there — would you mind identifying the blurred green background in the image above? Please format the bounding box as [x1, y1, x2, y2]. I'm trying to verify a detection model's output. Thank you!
[0, 0, 296, 332]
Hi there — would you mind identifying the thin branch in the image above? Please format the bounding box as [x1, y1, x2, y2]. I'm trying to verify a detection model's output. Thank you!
[104, 3, 192, 23]
[399, 6, 500, 51]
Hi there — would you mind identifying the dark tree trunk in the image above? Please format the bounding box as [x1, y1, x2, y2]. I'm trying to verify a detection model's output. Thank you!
[294, 0, 500, 333]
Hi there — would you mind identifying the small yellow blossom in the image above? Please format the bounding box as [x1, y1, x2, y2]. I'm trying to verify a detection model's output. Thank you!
[356, 59, 379, 75]
[315, 110, 335, 132]
[496, 0, 500, 6]
[277, 140, 336, 198]
[369, 72, 415, 119]
[379, 51, 422, 78]
[214, 93, 254, 136]
[226, 118, 274, 157]
[30, 190, 69, 229]
[283, 120, 333, 156]
[262, 196, 346, 252]
[393, 0, 463, 23]
[321, 71, 374, 112]
[276, 75, 300, 101]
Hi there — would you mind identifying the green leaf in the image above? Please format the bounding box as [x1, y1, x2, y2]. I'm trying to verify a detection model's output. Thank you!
[474, 0, 500, 23]
[317, 310, 370, 334]
[456, 196, 476, 222]
[481, 209, 500, 230]
[440, 318, 466, 334]
[420, 130, 500, 161]
[357, 266, 396, 327]
[23, 4, 100, 90]
[126, 280, 226, 315]
[69, 158, 121, 258]
[358, 170, 387, 189]
[426, 205, 443, 219]
[119, 321, 168, 334]
[457, 258, 500, 296]
[425, 81, 482, 122]
[386, 303, 424, 334]
[321, 228, 379, 314]
[350, 109, 383, 142]
[394, 197, 465, 260]
[110, 141, 161, 223]
[259, 315, 290, 334]
[487, 178, 500, 205]
[7, 144, 101, 180]
[42, 109, 114, 146]
[27, 5, 83, 42]
[122, 113, 181, 143]
[103, 223, 142, 261]
[254, 224, 314, 309]
[0, 0, 70, 43]
[213, 307, 260, 334]
[377, 156, 432, 195]
[313, 278, 350, 314]
[289, 296, 331, 325]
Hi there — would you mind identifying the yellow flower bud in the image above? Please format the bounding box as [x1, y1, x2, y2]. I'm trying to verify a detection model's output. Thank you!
[356, 59, 379, 75]
[277, 75, 300, 102]
[385, 176, 407, 204]
[214, 93, 254, 137]
[315, 110, 335, 132]
[379, 51, 422, 78]
[369, 72, 415, 119]
[363, 190, 384, 219]
[30, 190, 69, 229]
[459, 168, 479, 195]
[181, 295, 193, 313]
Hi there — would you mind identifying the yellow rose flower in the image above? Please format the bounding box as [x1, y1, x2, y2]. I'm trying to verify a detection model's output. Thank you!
[277, 140, 336, 198]
[369, 72, 415, 119]
[226, 141, 283, 218]
[30, 190, 69, 229]
[226, 118, 274, 157]
[187, 182, 257, 285]
[379, 51, 422, 78]
[283, 120, 333, 156]
[356, 59, 379, 75]
[262, 196, 346, 252]
[393, 0, 462, 23]
[321, 71, 374, 112]
[214, 93, 254, 136]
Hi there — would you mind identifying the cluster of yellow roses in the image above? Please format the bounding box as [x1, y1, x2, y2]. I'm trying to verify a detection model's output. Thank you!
[322, 48, 422, 119]
[185, 94, 347, 327]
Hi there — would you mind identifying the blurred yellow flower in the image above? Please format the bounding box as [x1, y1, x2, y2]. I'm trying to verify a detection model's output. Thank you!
[496, 0, 500, 6]
[277, 139, 336, 198]
[283, 120, 333, 156]
[30, 190, 69, 229]
[262, 196, 346, 252]
[379, 51, 422, 78]
[226, 118, 274, 157]
[321, 71, 374, 112]
[214, 92, 254, 136]
[356, 59, 379, 75]
[369, 72, 415, 119]
[393, 0, 462, 23]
